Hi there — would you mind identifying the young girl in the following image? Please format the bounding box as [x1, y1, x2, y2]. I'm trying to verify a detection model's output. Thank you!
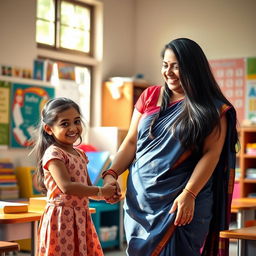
[33, 97, 116, 256]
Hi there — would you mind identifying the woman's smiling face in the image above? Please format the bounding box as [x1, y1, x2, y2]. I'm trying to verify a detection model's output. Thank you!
[161, 48, 184, 95]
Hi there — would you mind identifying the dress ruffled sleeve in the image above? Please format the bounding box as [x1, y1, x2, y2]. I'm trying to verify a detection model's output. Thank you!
[42, 146, 67, 170]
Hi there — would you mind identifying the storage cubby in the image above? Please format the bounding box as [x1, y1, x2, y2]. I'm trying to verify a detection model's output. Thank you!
[89, 200, 122, 249]
[237, 126, 256, 197]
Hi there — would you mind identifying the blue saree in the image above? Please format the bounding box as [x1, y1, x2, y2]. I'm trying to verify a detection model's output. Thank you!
[124, 98, 236, 256]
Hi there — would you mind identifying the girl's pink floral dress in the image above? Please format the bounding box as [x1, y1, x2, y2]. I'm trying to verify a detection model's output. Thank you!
[37, 145, 103, 256]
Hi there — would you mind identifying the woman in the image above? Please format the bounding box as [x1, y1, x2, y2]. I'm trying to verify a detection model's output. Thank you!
[103, 38, 238, 256]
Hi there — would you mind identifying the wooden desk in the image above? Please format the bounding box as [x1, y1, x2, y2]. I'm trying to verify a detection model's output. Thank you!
[220, 226, 256, 256]
[0, 212, 41, 256]
[231, 198, 256, 228]
[0, 208, 95, 256]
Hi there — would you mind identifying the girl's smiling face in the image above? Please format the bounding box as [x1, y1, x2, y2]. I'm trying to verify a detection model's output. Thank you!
[44, 107, 82, 149]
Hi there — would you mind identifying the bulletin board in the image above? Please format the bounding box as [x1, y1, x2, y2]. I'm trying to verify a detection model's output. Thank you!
[0, 81, 10, 146]
[10, 83, 55, 148]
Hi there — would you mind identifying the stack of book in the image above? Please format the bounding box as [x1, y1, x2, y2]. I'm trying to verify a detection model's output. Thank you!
[0, 159, 19, 200]
[0, 201, 28, 213]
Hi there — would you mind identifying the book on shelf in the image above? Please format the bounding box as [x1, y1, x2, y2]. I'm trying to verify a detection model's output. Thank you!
[0, 201, 28, 214]
[0, 163, 13, 169]
[0, 184, 19, 190]
[0, 159, 19, 200]
[0, 168, 15, 174]
[0, 180, 17, 184]
[0, 175, 16, 180]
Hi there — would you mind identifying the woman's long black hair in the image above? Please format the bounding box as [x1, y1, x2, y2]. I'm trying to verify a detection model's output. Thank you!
[149, 38, 238, 152]
[32, 97, 83, 192]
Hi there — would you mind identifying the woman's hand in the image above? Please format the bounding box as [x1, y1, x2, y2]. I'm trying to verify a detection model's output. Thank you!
[103, 175, 122, 204]
[169, 190, 195, 226]
[101, 183, 116, 197]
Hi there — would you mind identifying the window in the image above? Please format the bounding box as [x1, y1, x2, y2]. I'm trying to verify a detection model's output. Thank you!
[36, 0, 103, 128]
[36, 0, 93, 55]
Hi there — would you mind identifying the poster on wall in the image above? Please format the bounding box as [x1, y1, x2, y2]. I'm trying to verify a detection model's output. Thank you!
[245, 80, 256, 121]
[245, 58, 256, 121]
[209, 58, 246, 123]
[247, 57, 256, 80]
[0, 81, 10, 147]
[10, 83, 55, 148]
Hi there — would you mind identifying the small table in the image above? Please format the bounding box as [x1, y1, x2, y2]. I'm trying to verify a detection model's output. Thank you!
[0, 212, 41, 256]
[220, 226, 256, 256]
[231, 198, 256, 228]
[231, 198, 256, 255]
[0, 241, 20, 255]
[0, 208, 96, 256]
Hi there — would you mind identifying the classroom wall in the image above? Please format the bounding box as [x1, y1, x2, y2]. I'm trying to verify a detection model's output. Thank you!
[0, 0, 37, 70]
[133, 0, 256, 84]
[0, 0, 255, 165]
[1, 0, 255, 114]
[99, 0, 135, 81]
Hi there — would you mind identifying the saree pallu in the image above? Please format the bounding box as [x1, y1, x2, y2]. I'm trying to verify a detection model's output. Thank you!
[124, 100, 236, 256]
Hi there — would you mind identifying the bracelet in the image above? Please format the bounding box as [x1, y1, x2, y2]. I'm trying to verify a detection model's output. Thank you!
[97, 186, 102, 197]
[102, 169, 118, 180]
[183, 188, 197, 199]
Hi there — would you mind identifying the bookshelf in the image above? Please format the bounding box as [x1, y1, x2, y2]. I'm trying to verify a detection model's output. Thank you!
[237, 126, 256, 197]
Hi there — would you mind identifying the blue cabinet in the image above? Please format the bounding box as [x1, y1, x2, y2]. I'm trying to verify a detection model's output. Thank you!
[89, 200, 120, 249]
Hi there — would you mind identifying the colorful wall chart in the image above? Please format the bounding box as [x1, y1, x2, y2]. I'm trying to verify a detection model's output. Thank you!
[247, 57, 256, 80]
[0, 81, 10, 146]
[209, 58, 246, 123]
[10, 83, 55, 148]
[246, 57, 256, 120]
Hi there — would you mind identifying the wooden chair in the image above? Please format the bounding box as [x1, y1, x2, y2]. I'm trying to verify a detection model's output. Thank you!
[0, 241, 20, 256]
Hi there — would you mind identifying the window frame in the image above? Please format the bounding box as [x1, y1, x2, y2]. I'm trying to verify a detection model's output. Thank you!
[36, 0, 94, 57]
[36, 0, 103, 128]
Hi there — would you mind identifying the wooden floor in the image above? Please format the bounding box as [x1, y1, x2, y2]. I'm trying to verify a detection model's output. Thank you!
[16, 242, 238, 256]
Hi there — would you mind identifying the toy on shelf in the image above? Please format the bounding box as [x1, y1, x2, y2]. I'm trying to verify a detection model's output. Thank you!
[15, 166, 43, 198]
[246, 168, 256, 179]
[246, 143, 256, 155]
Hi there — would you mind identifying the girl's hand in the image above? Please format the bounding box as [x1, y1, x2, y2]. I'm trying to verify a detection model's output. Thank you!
[102, 183, 116, 197]
[169, 190, 195, 226]
[103, 175, 122, 203]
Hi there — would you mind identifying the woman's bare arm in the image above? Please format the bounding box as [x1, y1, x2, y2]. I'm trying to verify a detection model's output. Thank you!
[103, 109, 142, 203]
[170, 114, 227, 226]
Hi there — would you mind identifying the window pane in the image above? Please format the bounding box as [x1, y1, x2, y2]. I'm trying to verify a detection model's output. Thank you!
[60, 1, 74, 26]
[61, 1, 90, 30]
[60, 26, 90, 53]
[75, 6, 90, 30]
[37, 0, 55, 21]
[36, 20, 55, 45]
